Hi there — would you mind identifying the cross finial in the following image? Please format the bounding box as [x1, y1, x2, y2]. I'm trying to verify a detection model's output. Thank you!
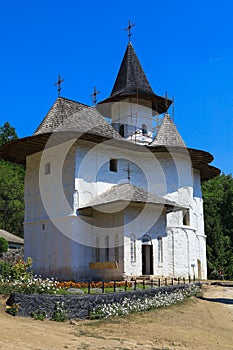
[90, 86, 100, 106]
[124, 20, 135, 42]
[54, 74, 65, 97]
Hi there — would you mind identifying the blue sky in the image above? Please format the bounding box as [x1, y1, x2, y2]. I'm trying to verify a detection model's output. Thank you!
[0, 0, 232, 175]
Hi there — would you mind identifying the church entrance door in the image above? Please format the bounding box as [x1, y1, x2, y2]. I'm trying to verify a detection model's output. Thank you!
[142, 244, 153, 275]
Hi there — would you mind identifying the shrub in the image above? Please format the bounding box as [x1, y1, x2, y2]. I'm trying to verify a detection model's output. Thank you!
[30, 309, 47, 321]
[0, 261, 11, 279]
[0, 237, 8, 254]
[5, 303, 19, 316]
[50, 302, 67, 322]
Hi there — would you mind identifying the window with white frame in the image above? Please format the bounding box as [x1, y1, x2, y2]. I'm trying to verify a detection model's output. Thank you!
[130, 234, 136, 263]
[158, 236, 163, 264]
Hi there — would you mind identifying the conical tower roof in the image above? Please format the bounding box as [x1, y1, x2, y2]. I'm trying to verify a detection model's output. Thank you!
[150, 113, 186, 147]
[110, 42, 154, 97]
[97, 42, 172, 115]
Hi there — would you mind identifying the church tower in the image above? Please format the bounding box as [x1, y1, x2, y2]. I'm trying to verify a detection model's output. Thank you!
[97, 41, 172, 144]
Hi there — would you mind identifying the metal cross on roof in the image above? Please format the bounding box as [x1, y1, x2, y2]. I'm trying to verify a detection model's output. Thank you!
[90, 86, 100, 106]
[54, 74, 65, 97]
[124, 20, 135, 41]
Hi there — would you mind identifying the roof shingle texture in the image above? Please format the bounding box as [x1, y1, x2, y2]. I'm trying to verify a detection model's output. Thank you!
[111, 42, 153, 97]
[98, 42, 172, 115]
[34, 97, 122, 139]
[150, 113, 186, 147]
[79, 183, 185, 210]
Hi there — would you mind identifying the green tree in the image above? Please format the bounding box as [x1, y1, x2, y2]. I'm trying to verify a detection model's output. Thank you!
[0, 122, 25, 237]
[0, 122, 18, 146]
[0, 236, 8, 254]
[202, 174, 233, 279]
[0, 160, 25, 237]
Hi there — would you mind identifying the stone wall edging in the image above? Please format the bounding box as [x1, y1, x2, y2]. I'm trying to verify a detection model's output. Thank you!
[8, 283, 201, 319]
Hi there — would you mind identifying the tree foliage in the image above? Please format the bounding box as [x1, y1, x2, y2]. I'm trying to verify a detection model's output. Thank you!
[0, 237, 8, 254]
[0, 122, 18, 146]
[202, 174, 233, 279]
[0, 122, 25, 238]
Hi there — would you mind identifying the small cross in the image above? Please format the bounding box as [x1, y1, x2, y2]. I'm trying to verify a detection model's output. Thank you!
[54, 74, 65, 97]
[124, 20, 135, 42]
[90, 86, 100, 106]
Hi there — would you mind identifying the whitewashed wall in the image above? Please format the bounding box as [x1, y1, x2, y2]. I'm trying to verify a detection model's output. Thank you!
[24, 137, 207, 280]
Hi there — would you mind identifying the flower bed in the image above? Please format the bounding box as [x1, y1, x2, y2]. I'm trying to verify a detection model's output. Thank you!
[89, 284, 200, 319]
[57, 281, 132, 289]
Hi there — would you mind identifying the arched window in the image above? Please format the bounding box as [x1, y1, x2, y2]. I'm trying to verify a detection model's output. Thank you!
[115, 234, 119, 262]
[119, 124, 125, 137]
[95, 237, 100, 262]
[141, 124, 147, 136]
[130, 234, 136, 263]
[158, 237, 163, 264]
[44, 162, 51, 175]
[105, 235, 109, 261]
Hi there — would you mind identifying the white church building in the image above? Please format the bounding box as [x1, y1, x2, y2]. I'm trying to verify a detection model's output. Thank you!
[0, 41, 220, 281]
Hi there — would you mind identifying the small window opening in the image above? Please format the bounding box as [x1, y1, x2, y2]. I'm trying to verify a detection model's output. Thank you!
[158, 236, 163, 264]
[142, 124, 148, 136]
[183, 210, 190, 226]
[105, 235, 109, 261]
[130, 234, 136, 263]
[119, 124, 125, 137]
[42, 224, 45, 230]
[44, 162, 51, 175]
[110, 158, 118, 172]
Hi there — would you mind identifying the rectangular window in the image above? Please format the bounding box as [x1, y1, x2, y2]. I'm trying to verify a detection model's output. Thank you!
[158, 237, 163, 264]
[110, 158, 117, 172]
[130, 234, 136, 263]
[44, 162, 51, 175]
[183, 210, 190, 226]
[105, 235, 110, 261]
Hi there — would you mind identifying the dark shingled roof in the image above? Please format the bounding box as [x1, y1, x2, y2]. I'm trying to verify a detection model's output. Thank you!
[0, 98, 220, 182]
[79, 183, 186, 211]
[97, 42, 172, 115]
[150, 113, 186, 147]
[34, 97, 122, 139]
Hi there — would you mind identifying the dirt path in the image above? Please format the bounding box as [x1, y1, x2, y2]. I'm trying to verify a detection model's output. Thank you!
[0, 284, 233, 350]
